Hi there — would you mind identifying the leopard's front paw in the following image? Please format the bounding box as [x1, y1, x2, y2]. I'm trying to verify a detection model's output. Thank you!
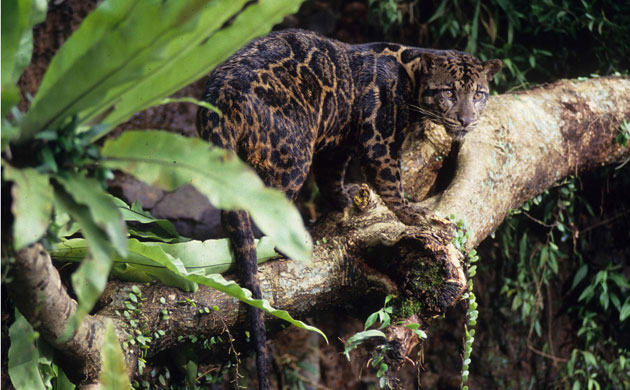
[394, 203, 431, 226]
[394, 204, 455, 239]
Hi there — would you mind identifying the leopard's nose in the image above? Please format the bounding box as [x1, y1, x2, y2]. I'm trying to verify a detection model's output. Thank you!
[458, 115, 474, 128]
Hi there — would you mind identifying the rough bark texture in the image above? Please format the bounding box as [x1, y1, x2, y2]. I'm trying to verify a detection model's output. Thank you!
[8, 245, 136, 385]
[8, 77, 630, 386]
[422, 76, 630, 249]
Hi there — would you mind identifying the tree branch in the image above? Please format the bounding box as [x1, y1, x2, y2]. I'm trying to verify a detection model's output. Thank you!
[8, 244, 136, 386]
[8, 76, 629, 385]
[422, 76, 630, 249]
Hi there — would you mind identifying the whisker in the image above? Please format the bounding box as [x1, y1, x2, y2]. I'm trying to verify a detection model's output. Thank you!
[407, 104, 441, 120]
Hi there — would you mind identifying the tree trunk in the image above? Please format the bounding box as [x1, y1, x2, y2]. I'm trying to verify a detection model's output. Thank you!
[8, 76, 630, 386]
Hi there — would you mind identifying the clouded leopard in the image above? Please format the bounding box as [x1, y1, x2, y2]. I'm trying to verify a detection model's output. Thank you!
[196, 29, 501, 389]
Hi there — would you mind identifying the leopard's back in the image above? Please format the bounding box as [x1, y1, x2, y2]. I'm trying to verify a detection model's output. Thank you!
[196, 29, 357, 197]
[197, 28, 501, 206]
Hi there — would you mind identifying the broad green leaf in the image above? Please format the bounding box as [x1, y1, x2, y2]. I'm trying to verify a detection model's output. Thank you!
[1, 0, 47, 119]
[54, 367, 76, 390]
[82, 0, 246, 132]
[112, 262, 197, 292]
[156, 237, 279, 274]
[54, 172, 127, 256]
[100, 130, 312, 263]
[99, 322, 132, 390]
[2, 164, 53, 250]
[8, 310, 46, 390]
[53, 185, 115, 339]
[51, 237, 280, 290]
[179, 273, 327, 342]
[19, 0, 219, 142]
[100, 0, 305, 129]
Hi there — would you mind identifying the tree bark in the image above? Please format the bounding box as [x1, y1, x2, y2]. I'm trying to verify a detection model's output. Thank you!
[8, 76, 630, 385]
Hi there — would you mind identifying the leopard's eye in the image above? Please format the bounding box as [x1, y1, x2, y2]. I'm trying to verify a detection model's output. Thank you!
[443, 90, 454, 98]
[474, 91, 485, 100]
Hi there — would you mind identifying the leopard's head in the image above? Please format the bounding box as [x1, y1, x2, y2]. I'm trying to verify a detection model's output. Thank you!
[415, 51, 501, 140]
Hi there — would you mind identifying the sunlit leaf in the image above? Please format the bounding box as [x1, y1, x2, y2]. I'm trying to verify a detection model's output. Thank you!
[18, 0, 304, 143]
[100, 0, 305, 130]
[100, 130, 312, 263]
[2, 164, 53, 250]
[20, 0, 214, 140]
[1, 0, 47, 119]
[51, 237, 281, 291]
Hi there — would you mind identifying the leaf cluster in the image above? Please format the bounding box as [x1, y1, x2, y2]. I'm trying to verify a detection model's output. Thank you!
[343, 295, 427, 389]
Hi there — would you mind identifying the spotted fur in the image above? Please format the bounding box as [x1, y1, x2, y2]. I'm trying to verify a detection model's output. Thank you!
[196, 29, 501, 388]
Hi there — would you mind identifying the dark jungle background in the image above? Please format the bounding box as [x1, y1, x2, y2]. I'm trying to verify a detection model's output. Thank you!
[3, 0, 629, 389]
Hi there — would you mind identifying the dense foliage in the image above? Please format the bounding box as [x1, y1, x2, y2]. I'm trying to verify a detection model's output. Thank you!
[370, 0, 630, 91]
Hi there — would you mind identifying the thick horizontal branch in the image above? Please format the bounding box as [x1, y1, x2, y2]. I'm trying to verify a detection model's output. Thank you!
[98, 185, 464, 356]
[9, 76, 629, 386]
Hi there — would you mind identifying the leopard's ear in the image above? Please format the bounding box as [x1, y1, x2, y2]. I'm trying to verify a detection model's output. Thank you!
[483, 59, 502, 81]
[419, 52, 442, 75]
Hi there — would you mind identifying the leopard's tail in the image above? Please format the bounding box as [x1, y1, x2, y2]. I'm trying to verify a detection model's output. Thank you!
[222, 209, 270, 390]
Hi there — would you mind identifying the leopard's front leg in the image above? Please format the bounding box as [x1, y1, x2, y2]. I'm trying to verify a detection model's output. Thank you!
[356, 94, 450, 231]
[359, 141, 432, 226]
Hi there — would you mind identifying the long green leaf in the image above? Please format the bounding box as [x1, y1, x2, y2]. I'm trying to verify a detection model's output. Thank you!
[19, 0, 218, 142]
[99, 322, 132, 390]
[54, 172, 127, 257]
[99, 0, 305, 129]
[53, 185, 115, 340]
[2, 164, 53, 250]
[1, 0, 47, 119]
[100, 130, 312, 263]
[8, 310, 46, 390]
[51, 237, 280, 291]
